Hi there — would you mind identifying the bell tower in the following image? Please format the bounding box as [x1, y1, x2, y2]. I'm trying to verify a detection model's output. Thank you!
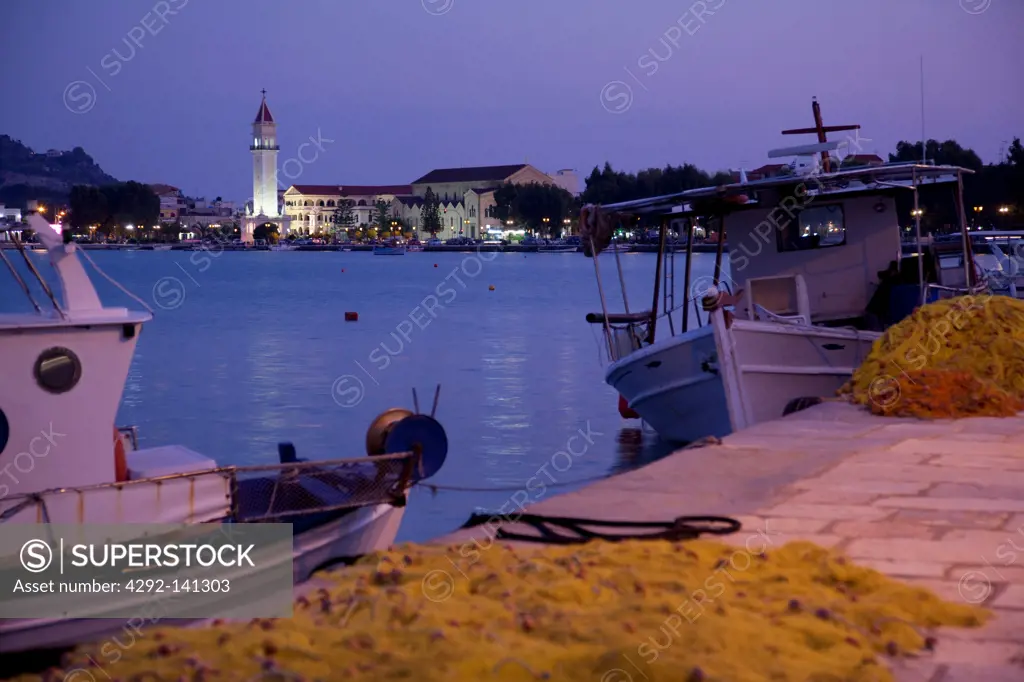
[251, 89, 279, 218]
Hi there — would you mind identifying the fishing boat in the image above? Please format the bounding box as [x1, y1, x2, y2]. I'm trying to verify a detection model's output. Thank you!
[0, 215, 448, 652]
[374, 239, 406, 255]
[270, 242, 298, 251]
[580, 100, 984, 443]
[969, 231, 1024, 297]
[537, 240, 577, 253]
[151, 244, 173, 251]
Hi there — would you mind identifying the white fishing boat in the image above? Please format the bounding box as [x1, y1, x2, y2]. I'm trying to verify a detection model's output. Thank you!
[969, 231, 1024, 297]
[580, 100, 984, 443]
[151, 244, 173, 251]
[0, 214, 448, 653]
[270, 242, 298, 251]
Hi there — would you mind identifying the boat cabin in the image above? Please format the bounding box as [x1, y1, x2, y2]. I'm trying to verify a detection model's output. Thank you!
[582, 158, 977, 355]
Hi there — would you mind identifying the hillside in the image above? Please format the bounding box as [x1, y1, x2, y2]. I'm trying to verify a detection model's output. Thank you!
[0, 134, 118, 208]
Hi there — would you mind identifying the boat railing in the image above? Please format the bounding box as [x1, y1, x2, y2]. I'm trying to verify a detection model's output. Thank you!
[0, 451, 421, 525]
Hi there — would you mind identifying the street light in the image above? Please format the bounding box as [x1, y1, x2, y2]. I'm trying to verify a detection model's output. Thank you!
[998, 206, 1010, 214]
[910, 209, 923, 217]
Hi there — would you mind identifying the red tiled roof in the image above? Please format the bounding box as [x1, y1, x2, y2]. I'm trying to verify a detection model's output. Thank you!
[411, 165, 528, 185]
[254, 97, 274, 124]
[288, 185, 412, 196]
[148, 183, 180, 196]
[847, 154, 884, 164]
[749, 164, 787, 175]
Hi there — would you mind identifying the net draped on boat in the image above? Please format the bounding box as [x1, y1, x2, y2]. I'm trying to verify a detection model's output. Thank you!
[579, 204, 618, 257]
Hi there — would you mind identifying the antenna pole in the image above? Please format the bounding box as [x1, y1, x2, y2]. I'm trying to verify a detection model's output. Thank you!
[920, 55, 926, 163]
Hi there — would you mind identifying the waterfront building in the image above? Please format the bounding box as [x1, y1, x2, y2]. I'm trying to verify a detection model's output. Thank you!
[283, 185, 412, 236]
[282, 164, 557, 239]
[550, 168, 580, 196]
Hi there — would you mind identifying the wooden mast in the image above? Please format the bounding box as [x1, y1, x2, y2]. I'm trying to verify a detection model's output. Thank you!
[780, 97, 860, 173]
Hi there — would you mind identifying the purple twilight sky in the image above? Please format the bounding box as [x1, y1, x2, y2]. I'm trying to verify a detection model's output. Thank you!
[1, 0, 1020, 203]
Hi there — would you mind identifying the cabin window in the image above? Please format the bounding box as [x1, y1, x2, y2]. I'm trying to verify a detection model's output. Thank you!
[34, 347, 82, 394]
[777, 204, 846, 252]
[0, 407, 8, 454]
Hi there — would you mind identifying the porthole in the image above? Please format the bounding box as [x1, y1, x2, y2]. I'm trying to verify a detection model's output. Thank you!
[34, 347, 82, 394]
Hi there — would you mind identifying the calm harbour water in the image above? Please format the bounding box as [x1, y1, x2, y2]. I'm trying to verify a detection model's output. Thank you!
[6, 248, 721, 543]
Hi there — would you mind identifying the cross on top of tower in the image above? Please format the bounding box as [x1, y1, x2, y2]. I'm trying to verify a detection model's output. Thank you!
[254, 90, 274, 124]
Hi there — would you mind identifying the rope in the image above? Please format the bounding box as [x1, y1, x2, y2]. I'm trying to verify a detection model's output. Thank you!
[461, 512, 742, 545]
[415, 437, 722, 495]
[77, 246, 156, 316]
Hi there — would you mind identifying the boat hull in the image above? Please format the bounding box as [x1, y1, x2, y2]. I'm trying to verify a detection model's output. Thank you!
[608, 313, 880, 443]
[0, 500, 406, 654]
[373, 246, 406, 255]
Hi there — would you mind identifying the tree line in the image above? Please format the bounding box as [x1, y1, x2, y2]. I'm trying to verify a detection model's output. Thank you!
[489, 136, 1022, 236]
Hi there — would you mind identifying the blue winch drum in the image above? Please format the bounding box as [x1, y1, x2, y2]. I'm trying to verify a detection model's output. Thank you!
[384, 414, 448, 482]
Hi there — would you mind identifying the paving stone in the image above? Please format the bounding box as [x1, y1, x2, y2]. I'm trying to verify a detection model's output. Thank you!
[817, 464, 1024, 487]
[928, 483, 1024, 499]
[718, 532, 843, 550]
[855, 558, 949, 578]
[941, 433, 1009, 442]
[888, 659, 945, 682]
[930, 455, 1024, 471]
[831, 520, 940, 540]
[734, 515, 830, 535]
[992, 585, 1024, 609]
[893, 509, 1010, 529]
[940, 663, 1024, 682]
[852, 450, 939, 465]
[890, 439, 1024, 457]
[875, 497, 1024, 514]
[761, 503, 891, 521]
[897, 578, 975, 603]
[945, 564, 1024, 584]
[929, 638, 1023, 664]
[790, 479, 931, 495]
[874, 422, 965, 437]
[940, 609, 1024, 641]
[783, 489, 880, 505]
[845, 534, 1017, 565]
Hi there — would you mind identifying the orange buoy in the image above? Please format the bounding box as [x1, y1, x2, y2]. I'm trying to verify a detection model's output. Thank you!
[618, 395, 640, 419]
[434, 263, 438, 268]
[488, 285, 495, 291]
[342, 268, 345, 272]
[114, 426, 128, 482]
[345, 312, 359, 322]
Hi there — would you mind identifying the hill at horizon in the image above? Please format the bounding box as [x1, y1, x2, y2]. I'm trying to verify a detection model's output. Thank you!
[0, 134, 118, 208]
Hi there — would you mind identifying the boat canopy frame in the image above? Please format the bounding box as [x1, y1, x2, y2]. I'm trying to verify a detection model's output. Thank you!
[583, 162, 979, 363]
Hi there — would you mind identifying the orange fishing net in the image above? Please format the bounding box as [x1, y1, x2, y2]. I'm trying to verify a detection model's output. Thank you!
[842, 294, 1024, 418]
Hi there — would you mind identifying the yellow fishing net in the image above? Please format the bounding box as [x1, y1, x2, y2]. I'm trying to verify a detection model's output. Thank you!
[842, 294, 1024, 417]
[19, 540, 986, 682]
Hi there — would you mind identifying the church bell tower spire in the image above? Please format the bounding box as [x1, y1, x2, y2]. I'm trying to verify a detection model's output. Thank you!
[251, 89, 279, 219]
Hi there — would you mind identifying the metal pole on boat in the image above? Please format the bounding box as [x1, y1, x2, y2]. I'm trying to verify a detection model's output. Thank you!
[954, 170, 975, 290]
[912, 169, 926, 305]
[647, 218, 668, 344]
[712, 215, 726, 287]
[0, 237, 42, 312]
[12, 234, 65, 319]
[681, 217, 695, 331]
[590, 236, 616, 360]
[613, 223, 630, 315]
